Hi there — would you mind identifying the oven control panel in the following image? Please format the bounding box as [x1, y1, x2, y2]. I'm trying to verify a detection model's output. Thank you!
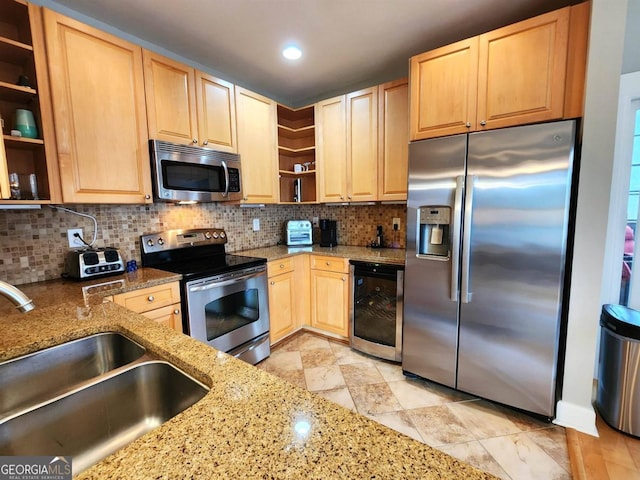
[141, 228, 227, 254]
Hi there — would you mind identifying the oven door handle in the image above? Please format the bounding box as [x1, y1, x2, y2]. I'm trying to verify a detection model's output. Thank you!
[188, 270, 264, 292]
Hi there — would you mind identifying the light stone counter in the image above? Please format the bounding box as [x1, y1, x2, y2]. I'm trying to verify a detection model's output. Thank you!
[236, 245, 406, 265]
[0, 287, 496, 479]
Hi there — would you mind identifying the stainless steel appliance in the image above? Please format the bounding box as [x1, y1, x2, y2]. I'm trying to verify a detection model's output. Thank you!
[403, 120, 577, 418]
[286, 220, 312, 246]
[150, 140, 242, 203]
[319, 219, 337, 247]
[63, 248, 125, 280]
[350, 261, 404, 362]
[140, 228, 270, 364]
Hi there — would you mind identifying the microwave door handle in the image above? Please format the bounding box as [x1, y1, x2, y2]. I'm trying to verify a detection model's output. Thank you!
[221, 160, 229, 198]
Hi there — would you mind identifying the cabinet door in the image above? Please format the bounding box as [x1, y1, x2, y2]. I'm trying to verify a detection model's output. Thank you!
[196, 72, 237, 152]
[347, 87, 378, 201]
[268, 271, 296, 344]
[43, 9, 152, 203]
[477, 8, 570, 130]
[142, 304, 183, 333]
[316, 95, 347, 202]
[311, 269, 349, 337]
[409, 37, 478, 140]
[378, 79, 408, 201]
[143, 51, 198, 146]
[235, 86, 279, 203]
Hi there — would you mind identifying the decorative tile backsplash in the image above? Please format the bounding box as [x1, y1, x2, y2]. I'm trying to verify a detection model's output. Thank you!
[0, 203, 406, 285]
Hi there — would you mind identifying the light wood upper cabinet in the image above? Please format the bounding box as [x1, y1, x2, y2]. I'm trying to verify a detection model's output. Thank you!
[196, 72, 237, 152]
[316, 95, 347, 202]
[378, 78, 408, 201]
[143, 51, 197, 146]
[347, 87, 378, 201]
[477, 8, 570, 130]
[143, 51, 237, 152]
[316, 87, 378, 203]
[43, 9, 152, 203]
[235, 86, 279, 203]
[410, 5, 585, 140]
[410, 38, 479, 140]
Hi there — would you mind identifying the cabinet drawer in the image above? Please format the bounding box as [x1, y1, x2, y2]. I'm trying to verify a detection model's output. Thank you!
[112, 282, 181, 314]
[310, 255, 349, 273]
[267, 258, 294, 277]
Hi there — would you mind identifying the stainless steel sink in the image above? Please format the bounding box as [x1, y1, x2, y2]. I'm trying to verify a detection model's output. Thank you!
[0, 332, 146, 418]
[0, 361, 208, 475]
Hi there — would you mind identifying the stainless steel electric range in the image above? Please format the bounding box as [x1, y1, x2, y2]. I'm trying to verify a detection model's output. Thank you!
[140, 228, 270, 364]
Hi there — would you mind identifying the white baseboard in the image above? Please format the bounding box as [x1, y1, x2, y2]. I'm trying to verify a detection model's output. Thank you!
[553, 400, 599, 436]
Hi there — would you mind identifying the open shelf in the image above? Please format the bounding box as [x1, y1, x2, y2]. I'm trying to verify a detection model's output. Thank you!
[277, 104, 317, 203]
[0, 0, 54, 203]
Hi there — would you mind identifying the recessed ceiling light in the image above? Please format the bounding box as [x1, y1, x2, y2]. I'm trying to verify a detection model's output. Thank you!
[282, 46, 302, 60]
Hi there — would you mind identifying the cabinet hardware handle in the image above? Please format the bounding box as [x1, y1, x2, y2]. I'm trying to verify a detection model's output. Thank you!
[192, 139, 198, 143]
[480, 120, 486, 126]
[348, 195, 352, 199]
[465, 122, 471, 128]
[342, 277, 346, 282]
[203, 140, 208, 145]
[280, 264, 285, 268]
[147, 295, 154, 302]
[340, 195, 344, 199]
[270, 281, 275, 285]
[145, 194, 151, 199]
[326, 261, 330, 266]
[173, 309, 180, 315]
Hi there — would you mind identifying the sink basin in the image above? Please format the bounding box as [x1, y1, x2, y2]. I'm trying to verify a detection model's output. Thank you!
[0, 332, 145, 418]
[0, 361, 208, 475]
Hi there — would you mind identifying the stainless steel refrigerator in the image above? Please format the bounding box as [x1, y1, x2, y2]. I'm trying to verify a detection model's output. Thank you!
[403, 120, 577, 418]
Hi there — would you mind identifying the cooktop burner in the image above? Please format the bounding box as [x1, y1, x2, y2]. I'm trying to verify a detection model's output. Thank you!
[140, 228, 266, 280]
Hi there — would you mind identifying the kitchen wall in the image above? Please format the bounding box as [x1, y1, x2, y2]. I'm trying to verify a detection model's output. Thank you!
[0, 203, 406, 286]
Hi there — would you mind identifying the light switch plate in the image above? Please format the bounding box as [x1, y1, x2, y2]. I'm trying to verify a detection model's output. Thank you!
[252, 218, 260, 231]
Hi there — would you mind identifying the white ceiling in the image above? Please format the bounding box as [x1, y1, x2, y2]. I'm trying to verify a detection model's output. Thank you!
[47, 0, 577, 107]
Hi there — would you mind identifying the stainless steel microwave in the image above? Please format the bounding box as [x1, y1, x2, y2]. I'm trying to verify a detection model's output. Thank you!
[150, 140, 242, 203]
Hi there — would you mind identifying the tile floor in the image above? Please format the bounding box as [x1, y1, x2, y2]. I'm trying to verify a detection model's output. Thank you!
[257, 331, 571, 480]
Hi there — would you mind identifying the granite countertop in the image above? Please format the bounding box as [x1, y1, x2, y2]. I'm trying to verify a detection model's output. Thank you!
[0, 268, 181, 317]
[0, 282, 495, 479]
[236, 245, 406, 265]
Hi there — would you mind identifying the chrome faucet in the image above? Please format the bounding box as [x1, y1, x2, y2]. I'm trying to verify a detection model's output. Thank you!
[0, 280, 34, 313]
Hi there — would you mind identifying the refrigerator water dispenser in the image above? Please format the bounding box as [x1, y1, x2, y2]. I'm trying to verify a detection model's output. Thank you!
[417, 207, 450, 258]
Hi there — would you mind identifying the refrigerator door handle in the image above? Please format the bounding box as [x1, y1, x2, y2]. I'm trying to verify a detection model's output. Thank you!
[461, 174, 475, 303]
[450, 175, 464, 301]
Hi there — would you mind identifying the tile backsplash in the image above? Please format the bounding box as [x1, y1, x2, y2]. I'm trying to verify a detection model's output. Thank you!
[0, 203, 406, 285]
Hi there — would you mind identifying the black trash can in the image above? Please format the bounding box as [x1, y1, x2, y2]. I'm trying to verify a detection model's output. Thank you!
[596, 304, 640, 437]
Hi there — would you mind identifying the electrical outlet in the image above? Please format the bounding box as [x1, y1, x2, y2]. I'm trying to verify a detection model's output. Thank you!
[252, 218, 260, 231]
[312, 216, 319, 227]
[67, 228, 84, 248]
[392, 217, 401, 230]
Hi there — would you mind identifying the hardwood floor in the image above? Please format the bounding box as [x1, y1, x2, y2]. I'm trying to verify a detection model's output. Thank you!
[567, 414, 640, 479]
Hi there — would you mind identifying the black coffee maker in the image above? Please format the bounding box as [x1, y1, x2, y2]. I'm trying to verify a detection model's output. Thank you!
[319, 219, 337, 247]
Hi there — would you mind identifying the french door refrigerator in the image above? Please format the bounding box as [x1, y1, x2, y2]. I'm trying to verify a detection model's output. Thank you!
[403, 120, 577, 418]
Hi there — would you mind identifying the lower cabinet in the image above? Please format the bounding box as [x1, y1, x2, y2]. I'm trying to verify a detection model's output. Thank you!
[110, 281, 183, 333]
[310, 255, 349, 337]
[267, 258, 297, 344]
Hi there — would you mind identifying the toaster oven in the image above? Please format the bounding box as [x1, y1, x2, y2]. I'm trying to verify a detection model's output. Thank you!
[286, 220, 312, 246]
